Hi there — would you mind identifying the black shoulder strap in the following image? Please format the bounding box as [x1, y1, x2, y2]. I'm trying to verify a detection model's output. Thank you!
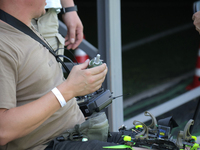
[0, 9, 70, 74]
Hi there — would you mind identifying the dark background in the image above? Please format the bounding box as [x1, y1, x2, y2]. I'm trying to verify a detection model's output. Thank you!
[72, 0, 200, 98]
[49, 0, 200, 141]
[69, 0, 200, 138]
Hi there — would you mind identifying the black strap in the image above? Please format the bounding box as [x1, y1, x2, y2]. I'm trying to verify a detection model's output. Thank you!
[0, 9, 70, 74]
[60, 5, 78, 14]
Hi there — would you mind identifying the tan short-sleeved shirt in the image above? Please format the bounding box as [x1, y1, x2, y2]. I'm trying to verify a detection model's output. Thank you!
[0, 21, 85, 150]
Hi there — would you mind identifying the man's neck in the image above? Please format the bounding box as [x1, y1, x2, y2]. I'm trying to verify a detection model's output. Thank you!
[0, 7, 32, 27]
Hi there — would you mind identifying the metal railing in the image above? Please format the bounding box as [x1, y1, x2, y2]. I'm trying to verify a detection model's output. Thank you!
[124, 86, 200, 129]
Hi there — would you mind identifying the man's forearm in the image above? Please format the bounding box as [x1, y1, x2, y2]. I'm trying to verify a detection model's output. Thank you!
[60, 0, 75, 7]
[0, 91, 64, 145]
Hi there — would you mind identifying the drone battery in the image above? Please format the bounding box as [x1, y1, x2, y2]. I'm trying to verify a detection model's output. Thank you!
[77, 89, 113, 117]
[157, 125, 170, 139]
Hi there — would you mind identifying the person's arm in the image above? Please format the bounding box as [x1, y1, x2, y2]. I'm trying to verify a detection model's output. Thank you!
[0, 92, 61, 146]
[60, 0, 83, 50]
[192, 11, 200, 34]
[0, 60, 107, 146]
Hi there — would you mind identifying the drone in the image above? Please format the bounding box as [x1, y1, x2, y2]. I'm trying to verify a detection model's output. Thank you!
[103, 111, 200, 150]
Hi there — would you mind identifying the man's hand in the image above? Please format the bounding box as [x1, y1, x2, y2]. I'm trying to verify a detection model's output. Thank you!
[62, 11, 83, 50]
[58, 59, 108, 100]
[192, 11, 200, 34]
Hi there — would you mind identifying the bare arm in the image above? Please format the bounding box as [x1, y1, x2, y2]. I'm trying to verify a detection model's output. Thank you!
[0, 60, 107, 145]
[192, 11, 200, 34]
[0, 92, 61, 145]
[60, 0, 83, 50]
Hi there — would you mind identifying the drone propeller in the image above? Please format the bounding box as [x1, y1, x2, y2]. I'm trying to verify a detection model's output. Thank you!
[102, 145, 133, 150]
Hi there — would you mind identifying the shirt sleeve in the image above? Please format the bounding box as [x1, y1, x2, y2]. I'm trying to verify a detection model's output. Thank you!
[0, 50, 17, 109]
[45, 0, 62, 9]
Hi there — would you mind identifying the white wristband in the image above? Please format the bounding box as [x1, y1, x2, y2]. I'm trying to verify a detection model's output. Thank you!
[51, 87, 66, 107]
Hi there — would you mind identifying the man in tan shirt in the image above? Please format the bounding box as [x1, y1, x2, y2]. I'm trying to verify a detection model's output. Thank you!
[0, 0, 194, 149]
[0, 0, 107, 149]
